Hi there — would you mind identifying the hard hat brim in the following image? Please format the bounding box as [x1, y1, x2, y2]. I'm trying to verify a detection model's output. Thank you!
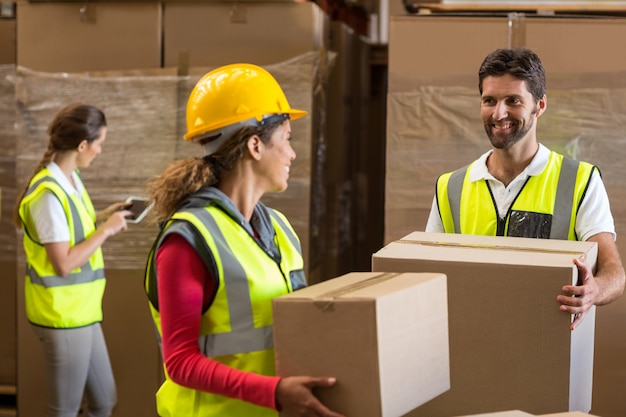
[184, 109, 307, 142]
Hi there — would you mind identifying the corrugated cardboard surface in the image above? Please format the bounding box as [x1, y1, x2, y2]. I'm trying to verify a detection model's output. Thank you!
[372, 232, 597, 416]
[454, 411, 535, 417]
[453, 411, 602, 417]
[163, 2, 325, 68]
[273, 272, 450, 417]
[388, 15, 626, 89]
[589, 283, 626, 417]
[16, 1, 161, 72]
[453, 410, 601, 417]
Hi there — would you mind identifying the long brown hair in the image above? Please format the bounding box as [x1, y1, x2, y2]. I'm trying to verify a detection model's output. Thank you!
[13, 103, 107, 228]
[147, 121, 283, 224]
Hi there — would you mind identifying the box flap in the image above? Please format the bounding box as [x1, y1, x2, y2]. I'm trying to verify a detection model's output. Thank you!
[375, 232, 597, 272]
[453, 411, 535, 417]
[275, 271, 446, 301]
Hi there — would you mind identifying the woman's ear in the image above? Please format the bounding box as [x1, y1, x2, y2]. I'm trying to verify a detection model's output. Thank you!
[77, 139, 89, 152]
[246, 135, 263, 161]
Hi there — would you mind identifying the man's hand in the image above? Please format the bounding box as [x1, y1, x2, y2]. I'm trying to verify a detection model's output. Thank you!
[557, 256, 599, 330]
[276, 376, 346, 417]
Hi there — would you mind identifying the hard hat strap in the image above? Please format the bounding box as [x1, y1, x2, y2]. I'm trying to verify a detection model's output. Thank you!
[258, 113, 290, 126]
[197, 114, 289, 156]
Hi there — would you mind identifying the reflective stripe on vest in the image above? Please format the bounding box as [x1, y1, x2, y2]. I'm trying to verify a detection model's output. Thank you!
[23, 176, 104, 287]
[20, 170, 105, 328]
[168, 207, 301, 356]
[440, 152, 594, 239]
[192, 207, 273, 357]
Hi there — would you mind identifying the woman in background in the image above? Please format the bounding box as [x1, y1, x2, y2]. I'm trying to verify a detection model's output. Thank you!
[144, 64, 345, 417]
[15, 103, 132, 417]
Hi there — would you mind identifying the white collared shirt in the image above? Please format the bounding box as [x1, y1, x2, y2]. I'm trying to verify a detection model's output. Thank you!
[28, 162, 86, 244]
[425, 144, 616, 241]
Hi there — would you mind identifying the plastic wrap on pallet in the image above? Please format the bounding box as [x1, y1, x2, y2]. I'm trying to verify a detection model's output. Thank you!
[12, 51, 335, 271]
[0, 64, 16, 263]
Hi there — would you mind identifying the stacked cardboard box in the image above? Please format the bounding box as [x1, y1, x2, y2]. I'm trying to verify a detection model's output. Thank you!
[163, 2, 326, 69]
[16, 1, 162, 72]
[372, 232, 597, 416]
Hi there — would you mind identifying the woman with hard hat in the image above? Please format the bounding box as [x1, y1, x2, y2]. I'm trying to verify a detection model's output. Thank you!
[14, 103, 133, 417]
[144, 64, 345, 417]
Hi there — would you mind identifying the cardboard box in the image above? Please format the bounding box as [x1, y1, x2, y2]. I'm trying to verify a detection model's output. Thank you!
[273, 272, 450, 417]
[16, 1, 161, 72]
[459, 410, 594, 417]
[389, 15, 626, 86]
[372, 232, 598, 416]
[163, 2, 325, 68]
[454, 411, 601, 417]
[0, 18, 15, 65]
[454, 411, 535, 417]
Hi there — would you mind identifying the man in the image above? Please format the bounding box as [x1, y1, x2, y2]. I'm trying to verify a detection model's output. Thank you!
[425, 47, 625, 330]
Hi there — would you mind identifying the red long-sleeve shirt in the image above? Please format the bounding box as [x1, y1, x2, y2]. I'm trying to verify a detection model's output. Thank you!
[155, 233, 281, 409]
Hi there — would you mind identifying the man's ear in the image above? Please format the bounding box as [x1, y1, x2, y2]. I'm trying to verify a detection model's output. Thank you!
[536, 94, 547, 118]
[246, 135, 263, 161]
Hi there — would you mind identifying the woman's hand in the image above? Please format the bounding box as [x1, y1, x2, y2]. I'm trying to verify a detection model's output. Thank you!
[97, 201, 131, 223]
[276, 376, 346, 417]
[100, 209, 131, 237]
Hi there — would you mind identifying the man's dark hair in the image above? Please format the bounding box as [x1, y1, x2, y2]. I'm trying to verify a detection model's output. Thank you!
[478, 48, 546, 101]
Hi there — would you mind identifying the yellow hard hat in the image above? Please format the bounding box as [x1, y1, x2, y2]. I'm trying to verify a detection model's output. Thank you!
[184, 63, 307, 144]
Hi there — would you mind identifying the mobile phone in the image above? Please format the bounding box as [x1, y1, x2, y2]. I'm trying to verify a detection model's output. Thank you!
[124, 197, 153, 224]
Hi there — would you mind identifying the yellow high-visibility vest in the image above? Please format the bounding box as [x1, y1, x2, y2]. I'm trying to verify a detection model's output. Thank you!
[436, 151, 597, 240]
[19, 168, 105, 328]
[145, 204, 305, 417]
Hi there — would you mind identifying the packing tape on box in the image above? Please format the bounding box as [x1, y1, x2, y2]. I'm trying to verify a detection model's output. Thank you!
[312, 272, 401, 311]
[399, 239, 586, 257]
